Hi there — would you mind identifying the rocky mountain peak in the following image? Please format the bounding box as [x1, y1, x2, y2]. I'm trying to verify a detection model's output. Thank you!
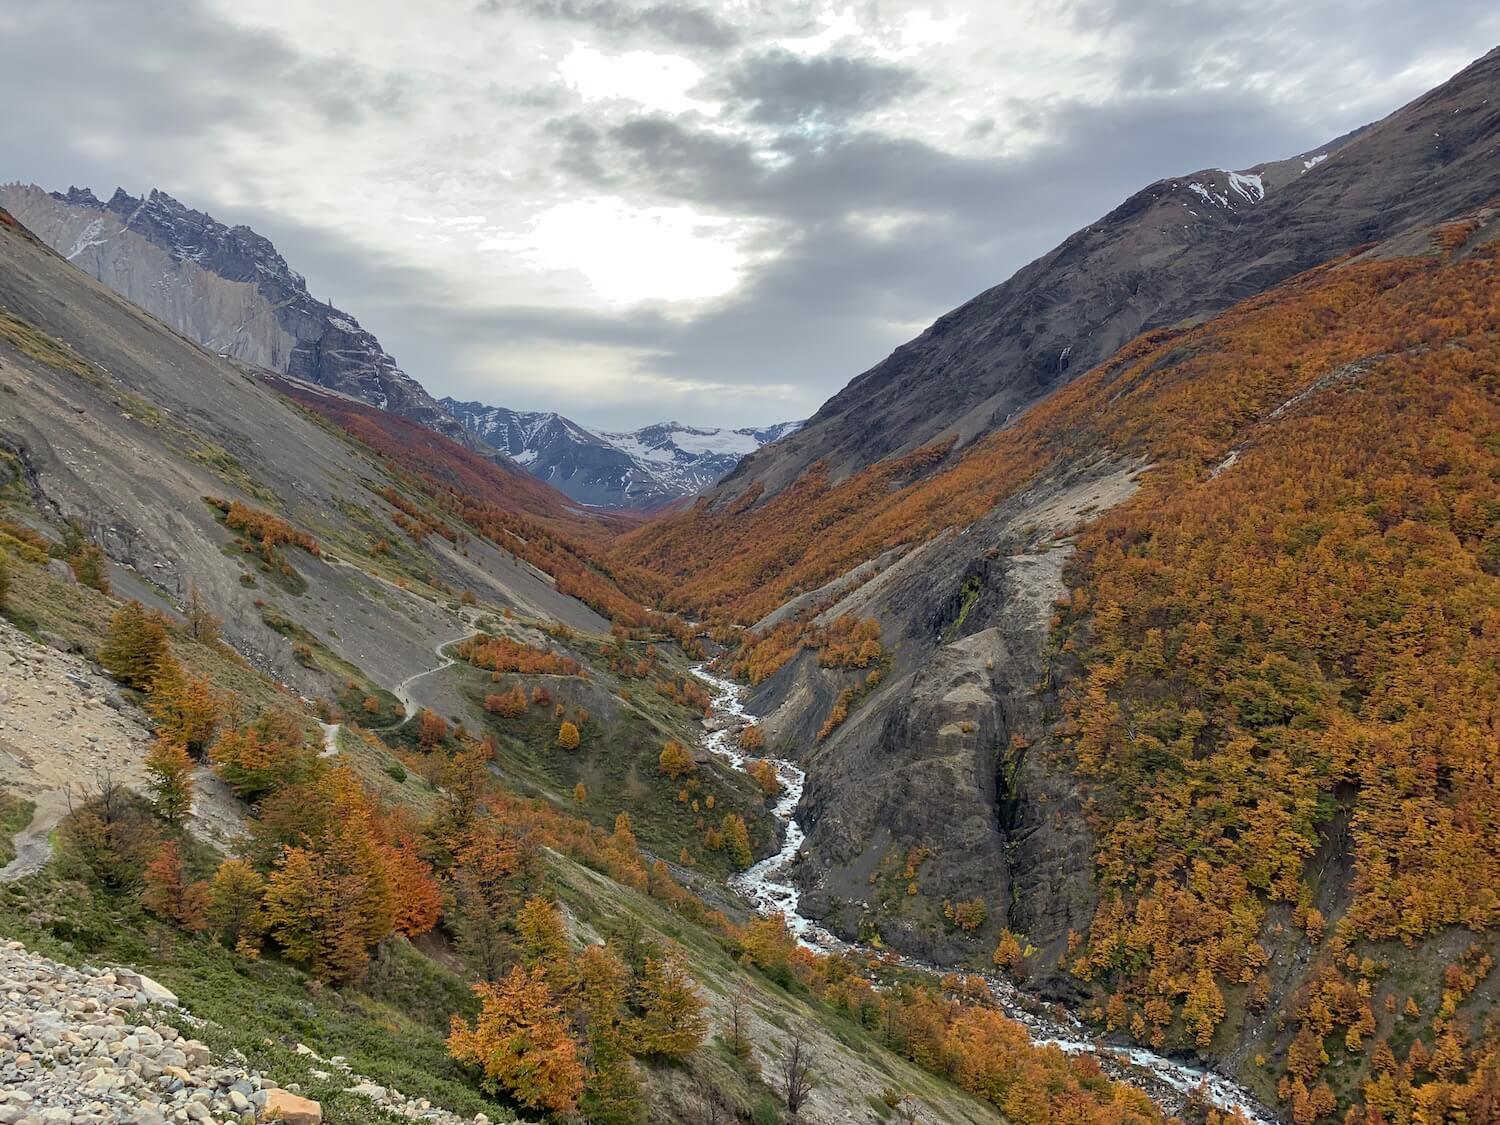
[441, 396, 802, 508]
[2, 181, 474, 448]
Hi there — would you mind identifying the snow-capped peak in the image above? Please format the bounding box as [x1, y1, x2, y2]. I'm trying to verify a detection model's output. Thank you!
[441, 398, 803, 508]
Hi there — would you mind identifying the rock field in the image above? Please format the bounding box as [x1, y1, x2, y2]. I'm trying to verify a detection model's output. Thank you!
[0, 941, 508, 1125]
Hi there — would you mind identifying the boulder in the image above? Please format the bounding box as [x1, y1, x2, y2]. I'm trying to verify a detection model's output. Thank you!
[114, 969, 179, 1007]
[261, 1088, 321, 1123]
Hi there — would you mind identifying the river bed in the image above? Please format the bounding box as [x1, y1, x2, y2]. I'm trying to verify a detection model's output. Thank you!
[692, 664, 1278, 1124]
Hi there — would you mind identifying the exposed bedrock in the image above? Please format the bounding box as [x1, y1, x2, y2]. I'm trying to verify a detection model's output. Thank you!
[764, 461, 1140, 972]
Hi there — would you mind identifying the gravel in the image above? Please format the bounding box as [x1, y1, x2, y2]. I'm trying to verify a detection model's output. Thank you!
[0, 940, 263, 1124]
[0, 941, 514, 1125]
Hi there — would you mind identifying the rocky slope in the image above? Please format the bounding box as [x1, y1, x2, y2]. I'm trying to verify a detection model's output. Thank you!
[0, 940, 509, 1124]
[0, 618, 247, 882]
[716, 45, 1500, 501]
[652, 206, 1500, 1120]
[0, 183, 471, 447]
[0, 941, 274, 1125]
[441, 398, 801, 508]
[0, 201, 610, 701]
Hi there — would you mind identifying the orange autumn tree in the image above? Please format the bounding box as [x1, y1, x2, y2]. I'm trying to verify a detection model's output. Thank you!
[381, 828, 443, 939]
[944, 1005, 1161, 1125]
[448, 965, 584, 1115]
[459, 634, 580, 676]
[206, 858, 265, 956]
[141, 841, 208, 931]
[627, 951, 707, 1061]
[484, 685, 528, 718]
[746, 759, 781, 798]
[515, 896, 574, 990]
[146, 664, 222, 757]
[417, 708, 449, 748]
[449, 822, 542, 981]
[211, 709, 315, 802]
[261, 787, 396, 982]
[556, 721, 581, 750]
[657, 740, 695, 780]
[722, 813, 752, 870]
[576, 943, 643, 1124]
[99, 601, 173, 689]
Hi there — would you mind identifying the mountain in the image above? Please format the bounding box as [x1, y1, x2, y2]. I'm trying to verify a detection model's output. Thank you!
[0, 182, 474, 446]
[4, 43, 1500, 1125]
[0, 180, 799, 500]
[0, 200, 634, 692]
[616, 46, 1500, 1119]
[600, 418, 805, 500]
[718, 45, 1500, 502]
[0, 200, 1129, 1125]
[441, 396, 802, 507]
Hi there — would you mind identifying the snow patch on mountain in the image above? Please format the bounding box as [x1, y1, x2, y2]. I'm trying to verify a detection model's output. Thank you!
[442, 398, 802, 508]
[1182, 168, 1268, 213]
[1226, 170, 1265, 203]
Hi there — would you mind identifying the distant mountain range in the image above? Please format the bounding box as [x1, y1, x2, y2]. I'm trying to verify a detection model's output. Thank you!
[440, 399, 801, 508]
[0, 182, 795, 507]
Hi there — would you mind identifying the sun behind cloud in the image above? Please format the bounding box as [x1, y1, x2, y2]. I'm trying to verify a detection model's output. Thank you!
[490, 195, 756, 304]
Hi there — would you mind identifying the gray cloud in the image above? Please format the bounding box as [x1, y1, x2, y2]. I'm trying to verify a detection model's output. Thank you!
[722, 50, 924, 125]
[483, 0, 742, 49]
[0, 1, 406, 197]
[3, 0, 1498, 430]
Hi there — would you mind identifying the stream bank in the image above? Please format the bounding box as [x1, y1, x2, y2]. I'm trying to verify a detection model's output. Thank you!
[693, 664, 1277, 1125]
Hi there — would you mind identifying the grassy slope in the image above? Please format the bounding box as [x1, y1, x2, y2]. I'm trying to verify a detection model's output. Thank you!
[0, 792, 35, 867]
[0, 485, 997, 1125]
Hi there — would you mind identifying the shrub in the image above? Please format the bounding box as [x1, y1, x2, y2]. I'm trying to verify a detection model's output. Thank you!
[210, 710, 315, 803]
[447, 966, 584, 1114]
[143, 737, 194, 824]
[657, 740, 695, 780]
[99, 602, 173, 690]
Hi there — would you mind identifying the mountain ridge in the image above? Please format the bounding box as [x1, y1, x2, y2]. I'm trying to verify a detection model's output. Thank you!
[0, 180, 795, 507]
[0, 181, 479, 448]
[441, 396, 802, 508]
[714, 45, 1500, 503]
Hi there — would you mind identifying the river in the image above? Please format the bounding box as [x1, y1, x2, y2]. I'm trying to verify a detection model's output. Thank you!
[692, 664, 1278, 1124]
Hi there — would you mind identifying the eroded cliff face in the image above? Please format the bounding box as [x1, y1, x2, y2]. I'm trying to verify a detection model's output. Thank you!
[768, 460, 1141, 971]
[0, 183, 472, 446]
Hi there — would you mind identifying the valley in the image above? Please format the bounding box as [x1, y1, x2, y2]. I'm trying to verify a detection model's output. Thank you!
[0, 35, 1498, 1125]
[695, 649, 1279, 1125]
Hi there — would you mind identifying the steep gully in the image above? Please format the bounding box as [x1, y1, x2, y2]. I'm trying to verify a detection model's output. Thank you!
[691, 664, 1277, 1125]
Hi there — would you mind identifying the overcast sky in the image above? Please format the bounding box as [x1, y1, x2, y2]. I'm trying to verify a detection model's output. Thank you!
[2, 2, 1497, 429]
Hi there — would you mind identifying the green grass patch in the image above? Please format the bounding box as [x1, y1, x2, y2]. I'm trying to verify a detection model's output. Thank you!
[0, 791, 36, 867]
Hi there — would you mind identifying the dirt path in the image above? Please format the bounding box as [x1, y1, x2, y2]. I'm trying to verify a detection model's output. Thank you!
[392, 625, 482, 721]
[0, 791, 68, 882]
